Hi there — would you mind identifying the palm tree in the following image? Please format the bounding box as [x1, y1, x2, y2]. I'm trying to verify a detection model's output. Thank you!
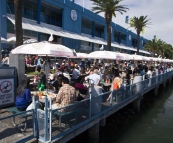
[163, 44, 173, 59]
[90, 0, 128, 51]
[14, 0, 23, 47]
[144, 39, 160, 57]
[130, 16, 151, 55]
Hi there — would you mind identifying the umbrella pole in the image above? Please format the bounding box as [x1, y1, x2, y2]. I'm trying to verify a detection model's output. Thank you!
[54, 57, 56, 74]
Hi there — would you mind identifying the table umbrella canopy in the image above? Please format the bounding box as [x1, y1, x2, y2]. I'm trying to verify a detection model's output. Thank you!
[87, 51, 123, 59]
[76, 53, 88, 58]
[118, 53, 133, 60]
[1, 37, 7, 43]
[11, 42, 76, 57]
[23, 38, 37, 44]
[131, 55, 143, 60]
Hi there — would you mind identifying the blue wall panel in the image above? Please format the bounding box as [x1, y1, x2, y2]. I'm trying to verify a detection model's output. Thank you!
[1, 0, 7, 49]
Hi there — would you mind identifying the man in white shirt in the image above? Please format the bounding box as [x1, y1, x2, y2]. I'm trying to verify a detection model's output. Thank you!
[85, 69, 100, 85]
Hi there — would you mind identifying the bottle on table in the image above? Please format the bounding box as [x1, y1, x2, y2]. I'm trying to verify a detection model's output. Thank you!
[38, 91, 42, 99]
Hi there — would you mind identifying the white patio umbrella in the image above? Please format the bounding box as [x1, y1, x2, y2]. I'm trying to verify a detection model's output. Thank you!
[87, 51, 123, 59]
[1, 37, 7, 43]
[157, 58, 163, 62]
[23, 38, 37, 44]
[141, 56, 151, 61]
[131, 55, 143, 60]
[11, 42, 77, 57]
[118, 53, 133, 60]
[76, 53, 88, 58]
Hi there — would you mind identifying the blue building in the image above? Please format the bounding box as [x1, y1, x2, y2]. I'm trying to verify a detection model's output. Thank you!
[0, 0, 149, 55]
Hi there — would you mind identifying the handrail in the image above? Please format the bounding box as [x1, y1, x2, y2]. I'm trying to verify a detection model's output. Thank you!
[0, 70, 173, 143]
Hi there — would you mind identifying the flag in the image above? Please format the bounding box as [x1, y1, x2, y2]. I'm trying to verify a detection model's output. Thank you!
[156, 36, 158, 42]
[125, 16, 129, 24]
[142, 27, 145, 34]
[130, 18, 134, 27]
[154, 35, 158, 42]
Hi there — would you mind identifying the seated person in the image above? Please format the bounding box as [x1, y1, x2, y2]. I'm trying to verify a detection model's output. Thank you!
[85, 69, 100, 85]
[52, 77, 76, 110]
[15, 78, 32, 111]
[53, 68, 63, 80]
[51, 74, 64, 93]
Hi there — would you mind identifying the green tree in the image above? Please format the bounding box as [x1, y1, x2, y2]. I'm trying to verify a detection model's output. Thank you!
[91, 0, 128, 51]
[144, 39, 158, 57]
[14, 0, 23, 47]
[130, 16, 151, 55]
[144, 39, 173, 59]
[163, 44, 173, 59]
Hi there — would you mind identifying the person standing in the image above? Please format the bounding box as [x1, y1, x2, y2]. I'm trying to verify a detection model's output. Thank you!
[85, 69, 100, 85]
[72, 66, 80, 81]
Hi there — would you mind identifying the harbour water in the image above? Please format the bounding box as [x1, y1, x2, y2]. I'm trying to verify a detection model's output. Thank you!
[68, 82, 173, 143]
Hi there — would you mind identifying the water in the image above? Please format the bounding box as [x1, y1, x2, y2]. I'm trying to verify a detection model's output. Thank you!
[68, 82, 173, 143]
[113, 83, 173, 143]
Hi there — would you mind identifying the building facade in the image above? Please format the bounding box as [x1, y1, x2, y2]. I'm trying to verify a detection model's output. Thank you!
[0, 0, 149, 55]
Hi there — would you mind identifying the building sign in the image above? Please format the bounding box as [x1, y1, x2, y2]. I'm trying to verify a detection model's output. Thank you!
[71, 10, 77, 21]
[0, 79, 14, 106]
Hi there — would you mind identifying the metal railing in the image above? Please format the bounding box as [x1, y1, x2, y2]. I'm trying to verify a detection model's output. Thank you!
[0, 70, 173, 143]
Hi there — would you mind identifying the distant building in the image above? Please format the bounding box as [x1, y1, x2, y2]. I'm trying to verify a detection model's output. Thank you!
[0, 0, 149, 55]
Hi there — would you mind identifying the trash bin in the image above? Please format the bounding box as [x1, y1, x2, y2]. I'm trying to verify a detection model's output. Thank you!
[0, 67, 17, 108]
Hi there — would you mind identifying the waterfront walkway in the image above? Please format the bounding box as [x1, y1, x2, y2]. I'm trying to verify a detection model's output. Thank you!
[0, 70, 173, 143]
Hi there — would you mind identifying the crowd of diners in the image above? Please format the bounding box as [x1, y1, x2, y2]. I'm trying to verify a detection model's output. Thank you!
[15, 56, 173, 111]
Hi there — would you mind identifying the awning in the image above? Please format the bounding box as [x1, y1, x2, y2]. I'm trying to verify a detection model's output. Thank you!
[1, 37, 7, 43]
[6, 14, 150, 55]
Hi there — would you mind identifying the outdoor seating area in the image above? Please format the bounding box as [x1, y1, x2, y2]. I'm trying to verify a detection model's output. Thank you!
[1, 42, 173, 142]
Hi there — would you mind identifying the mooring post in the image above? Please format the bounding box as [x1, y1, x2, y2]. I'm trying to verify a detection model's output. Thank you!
[133, 96, 141, 113]
[154, 86, 159, 96]
[168, 78, 172, 84]
[88, 123, 99, 143]
[163, 82, 166, 88]
[100, 118, 106, 127]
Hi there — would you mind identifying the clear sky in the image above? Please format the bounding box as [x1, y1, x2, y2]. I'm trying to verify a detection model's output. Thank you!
[74, 0, 173, 46]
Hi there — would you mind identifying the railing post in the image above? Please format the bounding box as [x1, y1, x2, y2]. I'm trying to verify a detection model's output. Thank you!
[89, 85, 92, 119]
[49, 97, 52, 142]
[33, 96, 39, 139]
[110, 90, 113, 106]
[44, 97, 49, 142]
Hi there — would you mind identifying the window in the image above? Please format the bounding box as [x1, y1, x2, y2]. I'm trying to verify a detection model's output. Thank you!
[120, 34, 126, 44]
[132, 38, 136, 48]
[95, 24, 104, 38]
[23, 30, 37, 38]
[7, 0, 37, 21]
[41, 3, 62, 27]
[7, 20, 15, 34]
[40, 33, 49, 41]
[114, 31, 120, 42]
[81, 18, 92, 35]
